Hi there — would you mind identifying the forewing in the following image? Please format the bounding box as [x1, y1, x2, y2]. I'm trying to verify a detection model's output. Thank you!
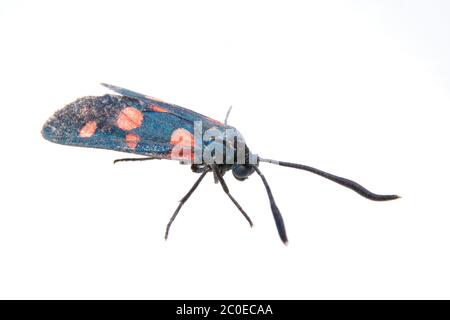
[42, 94, 195, 159]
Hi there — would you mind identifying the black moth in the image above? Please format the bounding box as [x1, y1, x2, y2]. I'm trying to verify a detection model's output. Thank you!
[42, 84, 399, 244]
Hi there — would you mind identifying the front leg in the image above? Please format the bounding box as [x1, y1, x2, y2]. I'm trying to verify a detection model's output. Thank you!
[211, 165, 253, 227]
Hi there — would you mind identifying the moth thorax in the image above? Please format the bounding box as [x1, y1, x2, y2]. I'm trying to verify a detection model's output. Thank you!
[202, 127, 253, 165]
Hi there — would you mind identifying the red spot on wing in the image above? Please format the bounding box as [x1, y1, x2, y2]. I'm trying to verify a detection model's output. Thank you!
[125, 133, 140, 149]
[117, 107, 144, 131]
[79, 121, 97, 138]
[149, 104, 169, 113]
[170, 128, 194, 146]
[170, 128, 195, 161]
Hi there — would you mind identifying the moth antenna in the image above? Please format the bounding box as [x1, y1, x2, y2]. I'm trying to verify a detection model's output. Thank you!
[258, 157, 399, 201]
[252, 166, 288, 245]
[224, 105, 233, 125]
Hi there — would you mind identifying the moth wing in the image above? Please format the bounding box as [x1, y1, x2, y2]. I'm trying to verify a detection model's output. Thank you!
[42, 94, 196, 161]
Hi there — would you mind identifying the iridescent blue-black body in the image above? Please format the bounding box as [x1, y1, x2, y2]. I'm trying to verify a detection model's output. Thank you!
[42, 83, 398, 245]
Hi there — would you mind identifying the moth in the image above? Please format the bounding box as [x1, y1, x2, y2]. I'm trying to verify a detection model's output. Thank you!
[42, 84, 399, 244]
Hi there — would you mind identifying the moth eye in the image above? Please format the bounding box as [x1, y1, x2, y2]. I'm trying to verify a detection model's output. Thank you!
[232, 164, 255, 181]
[79, 121, 97, 138]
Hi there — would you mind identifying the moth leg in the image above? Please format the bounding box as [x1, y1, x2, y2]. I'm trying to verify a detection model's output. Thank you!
[212, 169, 219, 184]
[211, 165, 253, 227]
[211, 165, 227, 184]
[165, 170, 210, 240]
[113, 157, 158, 164]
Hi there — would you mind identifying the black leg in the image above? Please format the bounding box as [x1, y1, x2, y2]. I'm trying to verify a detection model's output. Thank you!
[253, 166, 288, 245]
[113, 157, 159, 164]
[211, 165, 253, 227]
[212, 168, 219, 184]
[165, 170, 210, 240]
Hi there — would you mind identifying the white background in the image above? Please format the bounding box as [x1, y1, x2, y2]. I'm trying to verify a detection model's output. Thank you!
[1, 0, 449, 299]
